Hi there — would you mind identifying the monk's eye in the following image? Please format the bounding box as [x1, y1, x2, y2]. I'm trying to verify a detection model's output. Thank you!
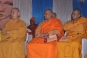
[4, 1, 13, 6]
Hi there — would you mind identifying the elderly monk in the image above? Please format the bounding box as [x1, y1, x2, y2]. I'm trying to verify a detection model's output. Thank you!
[52, 12, 57, 18]
[27, 9, 64, 58]
[0, 8, 26, 58]
[27, 17, 38, 38]
[58, 8, 87, 58]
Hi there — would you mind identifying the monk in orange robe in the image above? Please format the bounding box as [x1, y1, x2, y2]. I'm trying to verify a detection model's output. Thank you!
[58, 8, 87, 58]
[27, 17, 38, 38]
[27, 9, 64, 58]
[0, 8, 26, 58]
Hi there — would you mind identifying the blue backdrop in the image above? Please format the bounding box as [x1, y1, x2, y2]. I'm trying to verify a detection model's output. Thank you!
[73, 0, 87, 17]
[32, 0, 53, 24]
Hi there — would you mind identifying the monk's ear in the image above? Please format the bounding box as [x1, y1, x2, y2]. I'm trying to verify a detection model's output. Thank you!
[18, 12, 20, 17]
[79, 14, 81, 17]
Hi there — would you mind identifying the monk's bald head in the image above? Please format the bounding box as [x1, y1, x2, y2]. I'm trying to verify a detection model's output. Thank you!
[52, 12, 57, 18]
[11, 7, 20, 19]
[73, 8, 81, 15]
[12, 8, 20, 12]
[71, 8, 81, 20]
[44, 9, 53, 13]
[44, 9, 53, 20]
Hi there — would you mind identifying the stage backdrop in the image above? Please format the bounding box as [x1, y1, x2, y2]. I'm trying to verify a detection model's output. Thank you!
[0, 0, 13, 28]
[53, 0, 73, 24]
[0, 0, 73, 28]
[13, 0, 72, 25]
[73, 0, 87, 18]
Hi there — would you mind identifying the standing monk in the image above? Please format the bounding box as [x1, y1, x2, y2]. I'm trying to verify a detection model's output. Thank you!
[0, 8, 26, 58]
[27, 9, 64, 58]
[58, 8, 87, 58]
[27, 17, 38, 38]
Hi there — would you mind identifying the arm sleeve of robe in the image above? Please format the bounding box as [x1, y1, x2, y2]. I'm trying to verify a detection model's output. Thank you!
[1, 21, 26, 42]
[7, 22, 26, 42]
[1, 21, 11, 41]
[35, 20, 64, 38]
[35, 21, 45, 37]
[48, 19, 64, 38]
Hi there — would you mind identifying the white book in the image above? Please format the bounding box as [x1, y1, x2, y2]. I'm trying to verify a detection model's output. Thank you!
[47, 35, 58, 42]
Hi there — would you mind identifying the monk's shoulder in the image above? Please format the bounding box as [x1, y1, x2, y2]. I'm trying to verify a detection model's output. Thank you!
[53, 18, 62, 23]
[5, 19, 13, 25]
[78, 17, 87, 22]
[65, 20, 72, 24]
[19, 19, 26, 26]
[39, 20, 46, 25]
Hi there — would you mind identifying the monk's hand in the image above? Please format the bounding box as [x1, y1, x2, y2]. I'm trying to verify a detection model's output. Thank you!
[40, 33, 49, 38]
[70, 29, 75, 32]
[6, 30, 9, 34]
[59, 36, 72, 41]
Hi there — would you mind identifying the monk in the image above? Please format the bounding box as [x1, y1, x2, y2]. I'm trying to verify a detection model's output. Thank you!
[52, 12, 57, 18]
[0, 8, 26, 58]
[58, 8, 87, 58]
[27, 17, 38, 38]
[27, 9, 64, 58]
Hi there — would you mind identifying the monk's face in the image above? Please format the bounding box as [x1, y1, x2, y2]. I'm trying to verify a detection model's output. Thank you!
[0, 0, 13, 20]
[44, 10, 52, 20]
[52, 13, 56, 18]
[71, 11, 80, 20]
[11, 9, 19, 19]
[30, 20, 35, 25]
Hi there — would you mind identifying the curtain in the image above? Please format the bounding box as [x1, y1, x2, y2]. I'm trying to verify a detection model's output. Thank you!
[13, 0, 32, 26]
[32, 0, 53, 24]
[53, 0, 73, 24]
[73, 0, 87, 18]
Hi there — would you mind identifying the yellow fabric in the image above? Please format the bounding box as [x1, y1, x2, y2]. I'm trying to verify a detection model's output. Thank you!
[58, 17, 87, 58]
[0, 18, 26, 58]
[0, 32, 1, 41]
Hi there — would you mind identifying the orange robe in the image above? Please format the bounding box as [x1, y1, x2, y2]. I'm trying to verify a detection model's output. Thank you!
[27, 18, 64, 58]
[0, 18, 26, 58]
[58, 17, 87, 58]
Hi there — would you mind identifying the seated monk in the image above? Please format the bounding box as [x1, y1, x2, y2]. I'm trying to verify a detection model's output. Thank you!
[57, 8, 87, 58]
[0, 8, 26, 58]
[27, 9, 64, 58]
[27, 17, 38, 38]
[52, 12, 57, 18]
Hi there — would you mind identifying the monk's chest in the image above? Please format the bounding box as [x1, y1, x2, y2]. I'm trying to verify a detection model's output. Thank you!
[8, 22, 21, 30]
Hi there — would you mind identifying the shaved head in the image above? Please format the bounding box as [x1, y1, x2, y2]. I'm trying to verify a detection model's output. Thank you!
[44, 9, 53, 14]
[52, 12, 56, 18]
[73, 8, 81, 15]
[44, 9, 53, 20]
[11, 7, 20, 12]
[11, 7, 20, 19]
[71, 8, 81, 20]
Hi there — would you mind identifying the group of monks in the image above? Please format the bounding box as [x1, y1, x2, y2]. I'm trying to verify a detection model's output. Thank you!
[27, 8, 87, 58]
[0, 7, 87, 58]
